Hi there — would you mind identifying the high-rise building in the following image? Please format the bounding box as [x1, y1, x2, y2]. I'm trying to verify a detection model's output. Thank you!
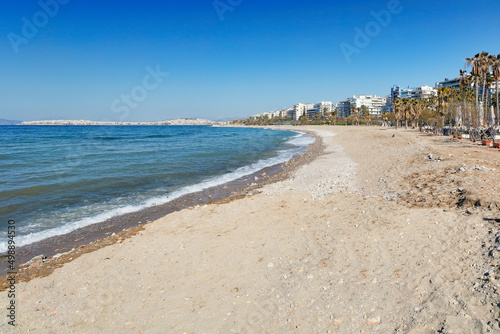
[337, 99, 352, 118]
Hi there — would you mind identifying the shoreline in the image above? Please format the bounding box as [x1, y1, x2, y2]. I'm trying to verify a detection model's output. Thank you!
[2, 126, 499, 333]
[1, 128, 324, 287]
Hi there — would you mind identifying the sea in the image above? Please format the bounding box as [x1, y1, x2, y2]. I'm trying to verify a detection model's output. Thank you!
[0, 125, 313, 253]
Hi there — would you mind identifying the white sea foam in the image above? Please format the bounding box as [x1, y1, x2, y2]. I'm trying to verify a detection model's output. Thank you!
[286, 131, 316, 147]
[0, 131, 313, 253]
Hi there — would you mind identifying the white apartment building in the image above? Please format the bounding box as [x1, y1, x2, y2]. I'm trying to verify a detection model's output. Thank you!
[293, 103, 315, 120]
[349, 95, 388, 117]
[414, 85, 437, 99]
[280, 108, 294, 119]
[252, 107, 294, 120]
[393, 85, 437, 100]
[293, 102, 335, 120]
[316, 101, 334, 114]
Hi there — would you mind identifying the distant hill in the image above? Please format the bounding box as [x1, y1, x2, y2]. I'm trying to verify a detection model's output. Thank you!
[0, 119, 21, 125]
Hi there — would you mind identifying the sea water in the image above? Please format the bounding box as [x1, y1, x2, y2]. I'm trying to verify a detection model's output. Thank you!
[0, 125, 313, 252]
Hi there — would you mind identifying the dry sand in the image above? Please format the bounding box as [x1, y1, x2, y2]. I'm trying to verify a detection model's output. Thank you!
[1, 126, 499, 333]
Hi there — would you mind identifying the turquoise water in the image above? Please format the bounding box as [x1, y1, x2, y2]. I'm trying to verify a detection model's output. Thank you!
[0, 125, 313, 251]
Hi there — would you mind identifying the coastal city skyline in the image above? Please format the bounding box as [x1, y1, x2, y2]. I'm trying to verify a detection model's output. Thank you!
[3, 1, 500, 331]
[2, 0, 500, 122]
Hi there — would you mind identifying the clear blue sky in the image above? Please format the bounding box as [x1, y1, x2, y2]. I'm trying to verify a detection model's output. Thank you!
[1, 0, 499, 121]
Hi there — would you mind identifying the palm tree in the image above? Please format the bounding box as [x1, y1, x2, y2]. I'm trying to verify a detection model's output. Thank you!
[331, 110, 338, 125]
[349, 105, 360, 126]
[359, 105, 370, 125]
[411, 98, 426, 128]
[399, 98, 412, 129]
[382, 111, 389, 127]
[349, 104, 356, 116]
[392, 98, 402, 129]
[437, 87, 452, 128]
[480, 53, 491, 122]
[492, 54, 500, 126]
[484, 70, 495, 126]
[465, 53, 481, 125]
[459, 70, 468, 128]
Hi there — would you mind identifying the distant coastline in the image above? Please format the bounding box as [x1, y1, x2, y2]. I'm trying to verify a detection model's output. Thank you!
[17, 118, 224, 126]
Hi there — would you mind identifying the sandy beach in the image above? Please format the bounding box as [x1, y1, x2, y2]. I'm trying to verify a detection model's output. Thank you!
[2, 126, 500, 333]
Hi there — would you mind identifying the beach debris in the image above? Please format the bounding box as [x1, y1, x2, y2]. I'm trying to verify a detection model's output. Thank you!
[52, 253, 66, 260]
[427, 153, 443, 161]
[456, 165, 495, 172]
[307, 274, 314, 279]
[367, 316, 381, 325]
[267, 262, 274, 268]
[19, 254, 47, 269]
[383, 193, 398, 201]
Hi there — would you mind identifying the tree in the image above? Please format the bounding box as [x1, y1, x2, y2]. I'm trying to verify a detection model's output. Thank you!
[492, 54, 500, 126]
[328, 110, 338, 126]
[437, 87, 452, 127]
[359, 105, 371, 125]
[392, 98, 402, 129]
[323, 107, 329, 117]
[484, 70, 495, 126]
[409, 99, 424, 128]
[382, 111, 389, 127]
[400, 98, 413, 129]
[480, 52, 491, 124]
[298, 115, 309, 125]
[465, 53, 481, 125]
[459, 69, 471, 127]
[349, 105, 360, 126]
